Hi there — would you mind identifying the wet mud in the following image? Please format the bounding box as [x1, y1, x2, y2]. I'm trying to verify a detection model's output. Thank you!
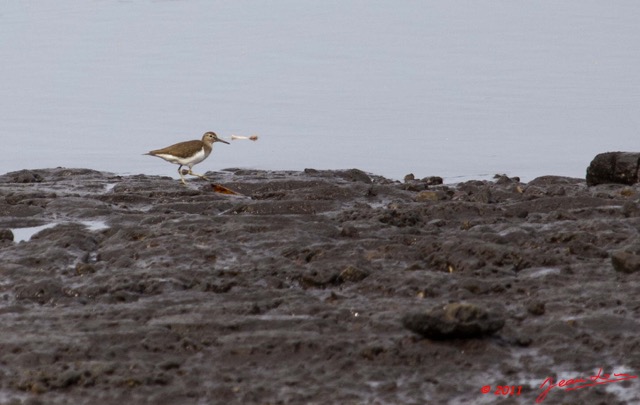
[0, 167, 639, 404]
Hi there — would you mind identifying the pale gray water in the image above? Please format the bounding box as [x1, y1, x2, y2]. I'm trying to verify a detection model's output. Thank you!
[1, 1, 639, 182]
[11, 220, 108, 243]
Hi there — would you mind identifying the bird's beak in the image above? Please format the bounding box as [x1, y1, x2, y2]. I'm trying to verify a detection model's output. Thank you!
[217, 138, 230, 145]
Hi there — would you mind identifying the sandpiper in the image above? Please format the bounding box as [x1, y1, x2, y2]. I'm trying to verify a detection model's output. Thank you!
[145, 131, 229, 184]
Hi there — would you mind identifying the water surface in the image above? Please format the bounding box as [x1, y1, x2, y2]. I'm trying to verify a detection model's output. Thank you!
[1, 1, 638, 182]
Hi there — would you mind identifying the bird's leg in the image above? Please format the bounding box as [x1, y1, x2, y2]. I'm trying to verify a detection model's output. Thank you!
[177, 165, 187, 185]
[187, 168, 209, 181]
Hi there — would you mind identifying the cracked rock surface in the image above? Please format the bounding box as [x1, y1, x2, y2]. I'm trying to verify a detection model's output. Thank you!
[0, 168, 639, 404]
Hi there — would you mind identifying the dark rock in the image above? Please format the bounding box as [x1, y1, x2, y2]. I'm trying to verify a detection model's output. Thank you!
[14, 280, 66, 304]
[527, 301, 546, 316]
[586, 152, 640, 186]
[75, 262, 96, 275]
[402, 302, 505, 339]
[298, 270, 339, 289]
[611, 250, 640, 273]
[158, 360, 182, 371]
[53, 370, 83, 388]
[228, 200, 334, 215]
[622, 200, 640, 217]
[340, 225, 359, 237]
[337, 169, 372, 184]
[0, 204, 44, 217]
[475, 187, 493, 203]
[415, 191, 446, 202]
[400, 182, 427, 192]
[494, 174, 520, 184]
[527, 175, 585, 186]
[4, 170, 44, 183]
[404, 173, 415, 182]
[0, 229, 13, 241]
[379, 207, 423, 227]
[421, 176, 443, 186]
[338, 266, 369, 283]
[515, 336, 533, 347]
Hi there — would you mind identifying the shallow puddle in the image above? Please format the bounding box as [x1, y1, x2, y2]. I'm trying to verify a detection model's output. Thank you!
[11, 224, 57, 243]
[12, 220, 109, 243]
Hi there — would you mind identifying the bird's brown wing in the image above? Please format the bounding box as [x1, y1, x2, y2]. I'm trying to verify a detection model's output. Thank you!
[147, 140, 203, 158]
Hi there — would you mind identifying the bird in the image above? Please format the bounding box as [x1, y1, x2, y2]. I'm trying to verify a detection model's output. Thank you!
[145, 131, 229, 184]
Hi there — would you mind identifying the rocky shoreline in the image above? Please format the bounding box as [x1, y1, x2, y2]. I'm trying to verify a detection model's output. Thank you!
[1, 167, 639, 404]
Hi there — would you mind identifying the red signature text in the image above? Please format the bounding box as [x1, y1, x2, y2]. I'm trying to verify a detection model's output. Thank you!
[536, 368, 638, 403]
[480, 385, 522, 396]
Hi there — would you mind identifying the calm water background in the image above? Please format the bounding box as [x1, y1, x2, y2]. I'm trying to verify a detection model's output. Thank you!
[1, 1, 639, 182]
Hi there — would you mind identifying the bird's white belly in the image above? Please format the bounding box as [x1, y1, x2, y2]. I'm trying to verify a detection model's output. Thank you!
[156, 148, 207, 166]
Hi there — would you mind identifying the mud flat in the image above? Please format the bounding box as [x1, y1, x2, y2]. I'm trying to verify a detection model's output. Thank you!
[0, 167, 639, 404]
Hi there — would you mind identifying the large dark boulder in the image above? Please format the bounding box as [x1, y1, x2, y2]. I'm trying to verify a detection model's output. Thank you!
[586, 152, 640, 186]
[402, 302, 505, 340]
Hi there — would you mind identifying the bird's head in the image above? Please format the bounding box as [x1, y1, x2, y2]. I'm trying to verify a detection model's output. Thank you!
[203, 131, 230, 145]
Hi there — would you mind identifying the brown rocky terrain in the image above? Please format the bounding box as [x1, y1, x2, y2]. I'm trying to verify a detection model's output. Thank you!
[0, 167, 639, 404]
